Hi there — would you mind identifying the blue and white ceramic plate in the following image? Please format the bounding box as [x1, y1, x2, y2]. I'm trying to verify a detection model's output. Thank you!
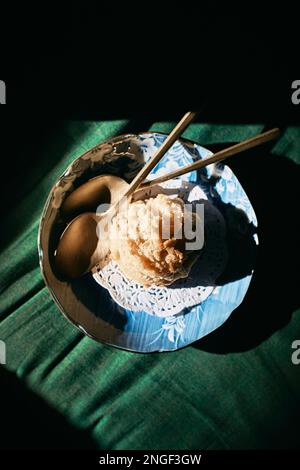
[39, 132, 258, 352]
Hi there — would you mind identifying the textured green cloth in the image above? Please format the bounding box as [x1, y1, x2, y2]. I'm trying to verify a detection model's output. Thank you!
[1, 120, 300, 449]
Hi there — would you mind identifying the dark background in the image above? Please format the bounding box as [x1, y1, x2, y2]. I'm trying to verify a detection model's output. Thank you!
[0, 10, 298, 116]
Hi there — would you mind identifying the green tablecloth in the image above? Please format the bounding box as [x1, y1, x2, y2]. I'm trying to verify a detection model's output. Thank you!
[1, 119, 300, 449]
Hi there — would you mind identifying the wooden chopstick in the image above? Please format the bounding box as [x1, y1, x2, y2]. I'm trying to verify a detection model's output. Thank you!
[120, 112, 198, 200]
[140, 127, 280, 188]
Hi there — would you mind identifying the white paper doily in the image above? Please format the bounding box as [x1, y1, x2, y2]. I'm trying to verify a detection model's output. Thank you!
[93, 181, 227, 317]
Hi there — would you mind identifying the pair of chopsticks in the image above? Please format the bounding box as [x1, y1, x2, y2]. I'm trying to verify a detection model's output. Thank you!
[119, 112, 280, 200]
